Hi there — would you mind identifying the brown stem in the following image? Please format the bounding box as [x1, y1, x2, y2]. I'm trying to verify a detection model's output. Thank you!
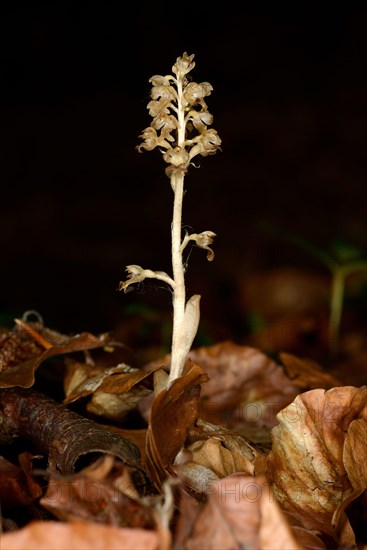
[0, 388, 144, 478]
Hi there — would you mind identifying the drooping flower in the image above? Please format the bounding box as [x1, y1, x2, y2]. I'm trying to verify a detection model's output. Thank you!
[118, 265, 148, 292]
[188, 129, 222, 160]
[193, 231, 217, 261]
[151, 113, 177, 136]
[137, 127, 172, 152]
[163, 146, 190, 167]
[184, 82, 213, 107]
[186, 110, 213, 133]
[150, 84, 176, 102]
[149, 75, 172, 87]
[147, 98, 171, 118]
[181, 231, 217, 261]
[119, 265, 174, 293]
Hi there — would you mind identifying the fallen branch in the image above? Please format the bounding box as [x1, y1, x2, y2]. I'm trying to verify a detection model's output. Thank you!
[0, 387, 147, 487]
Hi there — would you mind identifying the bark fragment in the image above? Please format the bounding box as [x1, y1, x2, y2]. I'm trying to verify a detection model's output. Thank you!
[0, 388, 145, 480]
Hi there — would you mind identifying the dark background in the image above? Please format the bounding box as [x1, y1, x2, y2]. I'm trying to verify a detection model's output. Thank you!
[1, 3, 367, 345]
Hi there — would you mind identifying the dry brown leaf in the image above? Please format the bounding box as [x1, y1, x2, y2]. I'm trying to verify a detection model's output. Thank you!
[0, 327, 43, 372]
[40, 454, 155, 528]
[0, 520, 161, 550]
[0, 330, 111, 389]
[143, 341, 300, 433]
[0, 453, 43, 509]
[341, 418, 367, 524]
[267, 386, 367, 547]
[64, 359, 154, 400]
[173, 489, 201, 548]
[175, 418, 266, 495]
[190, 342, 322, 428]
[184, 436, 255, 478]
[279, 351, 343, 389]
[174, 474, 303, 550]
[145, 361, 208, 491]
[273, 510, 327, 549]
[63, 359, 154, 421]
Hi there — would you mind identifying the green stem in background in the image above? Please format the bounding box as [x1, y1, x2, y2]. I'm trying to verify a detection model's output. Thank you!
[329, 260, 367, 357]
[255, 220, 367, 358]
[329, 269, 345, 357]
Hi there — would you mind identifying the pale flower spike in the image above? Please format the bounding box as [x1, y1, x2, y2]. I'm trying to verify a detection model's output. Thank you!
[119, 52, 221, 385]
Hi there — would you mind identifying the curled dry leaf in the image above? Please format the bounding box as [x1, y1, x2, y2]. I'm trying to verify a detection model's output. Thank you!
[40, 454, 155, 529]
[0, 324, 112, 389]
[0, 326, 43, 374]
[0, 453, 43, 509]
[142, 341, 301, 435]
[63, 358, 154, 421]
[145, 361, 208, 491]
[175, 418, 266, 495]
[174, 474, 304, 550]
[191, 342, 299, 430]
[280, 510, 327, 550]
[267, 386, 367, 547]
[0, 521, 161, 550]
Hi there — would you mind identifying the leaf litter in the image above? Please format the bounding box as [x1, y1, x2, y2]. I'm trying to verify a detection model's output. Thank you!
[1, 309, 367, 549]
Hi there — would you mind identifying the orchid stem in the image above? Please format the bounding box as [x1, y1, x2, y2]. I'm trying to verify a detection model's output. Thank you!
[169, 171, 186, 383]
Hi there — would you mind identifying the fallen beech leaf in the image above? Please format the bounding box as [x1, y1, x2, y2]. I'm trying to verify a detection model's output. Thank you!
[267, 386, 367, 547]
[185, 436, 255, 477]
[0, 520, 161, 550]
[145, 361, 208, 491]
[64, 359, 154, 401]
[279, 351, 343, 389]
[175, 418, 266, 494]
[40, 454, 155, 528]
[0, 453, 42, 509]
[0, 331, 111, 389]
[63, 359, 126, 399]
[175, 474, 303, 550]
[143, 341, 300, 432]
[174, 489, 201, 548]
[63, 359, 153, 421]
[0, 327, 43, 373]
[175, 486, 326, 549]
[88, 387, 151, 420]
[271, 508, 327, 549]
[341, 419, 367, 521]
